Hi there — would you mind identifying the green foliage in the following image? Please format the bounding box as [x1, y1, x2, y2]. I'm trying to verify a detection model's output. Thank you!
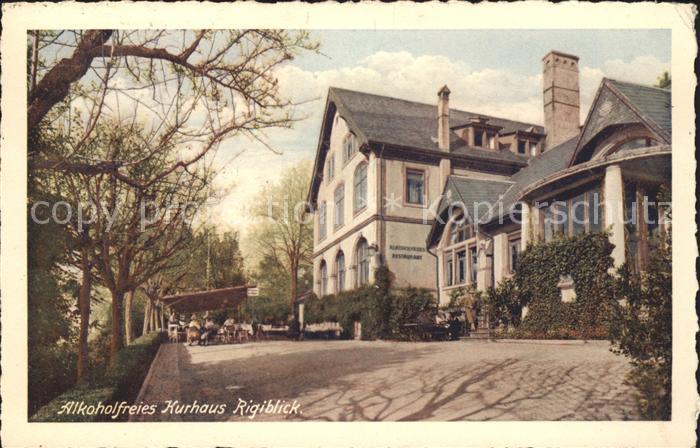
[655, 71, 671, 89]
[388, 287, 436, 339]
[180, 227, 247, 290]
[514, 232, 615, 339]
[27, 174, 79, 416]
[482, 278, 521, 328]
[239, 294, 290, 324]
[30, 332, 163, 422]
[304, 267, 435, 340]
[609, 188, 671, 420]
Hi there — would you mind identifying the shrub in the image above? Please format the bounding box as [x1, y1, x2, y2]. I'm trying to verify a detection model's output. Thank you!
[304, 267, 435, 341]
[30, 332, 163, 422]
[609, 203, 672, 419]
[389, 287, 436, 339]
[482, 278, 521, 328]
[514, 232, 615, 339]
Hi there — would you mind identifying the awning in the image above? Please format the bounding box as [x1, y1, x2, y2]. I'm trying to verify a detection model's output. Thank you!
[160, 285, 255, 314]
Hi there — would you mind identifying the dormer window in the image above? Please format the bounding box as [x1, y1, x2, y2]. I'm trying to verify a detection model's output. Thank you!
[454, 118, 502, 149]
[473, 131, 483, 147]
[517, 140, 527, 154]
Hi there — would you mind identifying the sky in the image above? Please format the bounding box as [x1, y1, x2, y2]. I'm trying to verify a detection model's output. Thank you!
[202, 29, 671, 234]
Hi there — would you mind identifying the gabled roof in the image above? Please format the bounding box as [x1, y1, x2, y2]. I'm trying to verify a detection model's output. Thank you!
[570, 78, 670, 166]
[427, 176, 513, 248]
[607, 79, 671, 136]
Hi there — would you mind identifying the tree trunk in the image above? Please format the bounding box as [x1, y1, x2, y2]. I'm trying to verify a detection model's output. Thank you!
[124, 290, 134, 345]
[150, 304, 157, 332]
[289, 262, 298, 315]
[142, 299, 151, 334]
[110, 290, 124, 365]
[77, 257, 92, 380]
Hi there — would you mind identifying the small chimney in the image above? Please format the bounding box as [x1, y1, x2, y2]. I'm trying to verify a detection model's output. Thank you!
[542, 51, 580, 150]
[437, 85, 451, 151]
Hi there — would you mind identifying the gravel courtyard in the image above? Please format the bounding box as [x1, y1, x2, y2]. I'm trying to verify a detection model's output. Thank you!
[135, 339, 640, 421]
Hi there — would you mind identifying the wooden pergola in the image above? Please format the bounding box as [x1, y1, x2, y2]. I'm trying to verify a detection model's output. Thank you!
[160, 285, 255, 314]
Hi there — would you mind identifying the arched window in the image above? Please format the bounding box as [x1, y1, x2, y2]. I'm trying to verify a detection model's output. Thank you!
[353, 163, 368, 212]
[343, 133, 357, 163]
[356, 238, 370, 286]
[320, 260, 328, 296]
[336, 251, 345, 292]
[448, 213, 474, 245]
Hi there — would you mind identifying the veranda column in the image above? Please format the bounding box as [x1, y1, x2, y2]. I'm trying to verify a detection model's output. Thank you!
[520, 202, 531, 251]
[604, 164, 626, 267]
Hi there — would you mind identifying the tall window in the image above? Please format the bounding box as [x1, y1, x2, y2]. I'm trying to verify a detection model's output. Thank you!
[469, 246, 478, 284]
[326, 154, 335, 181]
[571, 193, 587, 235]
[334, 185, 344, 228]
[336, 252, 345, 293]
[356, 239, 370, 286]
[354, 163, 368, 212]
[406, 169, 425, 205]
[445, 253, 454, 286]
[457, 250, 467, 284]
[473, 131, 483, 147]
[551, 201, 568, 236]
[588, 190, 603, 233]
[509, 239, 521, 273]
[343, 133, 357, 163]
[320, 261, 328, 296]
[540, 187, 603, 242]
[517, 139, 527, 154]
[318, 202, 327, 241]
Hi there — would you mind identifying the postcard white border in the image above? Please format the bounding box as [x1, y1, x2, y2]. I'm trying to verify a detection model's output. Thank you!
[1, 2, 697, 447]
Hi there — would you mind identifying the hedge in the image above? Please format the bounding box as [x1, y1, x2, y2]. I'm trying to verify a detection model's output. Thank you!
[30, 332, 164, 422]
[304, 267, 436, 340]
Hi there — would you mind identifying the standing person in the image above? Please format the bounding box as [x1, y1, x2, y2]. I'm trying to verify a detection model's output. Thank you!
[466, 296, 477, 332]
[288, 315, 301, 340]
[187, 314, 201, 345]
[449, 313, 462, 341]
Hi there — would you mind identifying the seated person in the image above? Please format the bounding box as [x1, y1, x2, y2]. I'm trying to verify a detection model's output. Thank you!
[188, 314, 201, 329]
[201, 317, 218, 345]
[223, 316, 236, 327]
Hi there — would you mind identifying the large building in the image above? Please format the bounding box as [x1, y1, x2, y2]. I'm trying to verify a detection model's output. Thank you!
[307, 50, 671, 306]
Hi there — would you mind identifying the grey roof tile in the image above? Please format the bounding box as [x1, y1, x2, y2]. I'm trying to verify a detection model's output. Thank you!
[493, 136, 579, 220]
[607, 79, 671, 135]
[427, 176, 513, 247]
[330, 87, 543, 164]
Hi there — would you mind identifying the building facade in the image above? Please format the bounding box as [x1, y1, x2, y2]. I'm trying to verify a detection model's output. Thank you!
[308, 50, 671, 307]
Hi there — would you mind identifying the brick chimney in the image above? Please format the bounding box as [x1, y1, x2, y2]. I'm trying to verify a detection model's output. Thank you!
[542, 51, 580, 150]
[437, 85, 451, 151]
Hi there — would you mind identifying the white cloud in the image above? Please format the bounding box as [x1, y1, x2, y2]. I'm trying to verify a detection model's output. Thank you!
[207, 51, 670, 236]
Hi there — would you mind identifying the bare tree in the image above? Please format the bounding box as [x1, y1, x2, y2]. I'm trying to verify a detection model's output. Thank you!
[29, 29, 318, 179]
[249, 161, 314, 312]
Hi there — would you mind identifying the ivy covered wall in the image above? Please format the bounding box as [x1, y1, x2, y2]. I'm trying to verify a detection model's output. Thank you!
[513, 232, 616, 339]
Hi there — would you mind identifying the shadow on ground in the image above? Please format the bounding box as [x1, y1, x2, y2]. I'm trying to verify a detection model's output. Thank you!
[160, 340, 638, 422]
